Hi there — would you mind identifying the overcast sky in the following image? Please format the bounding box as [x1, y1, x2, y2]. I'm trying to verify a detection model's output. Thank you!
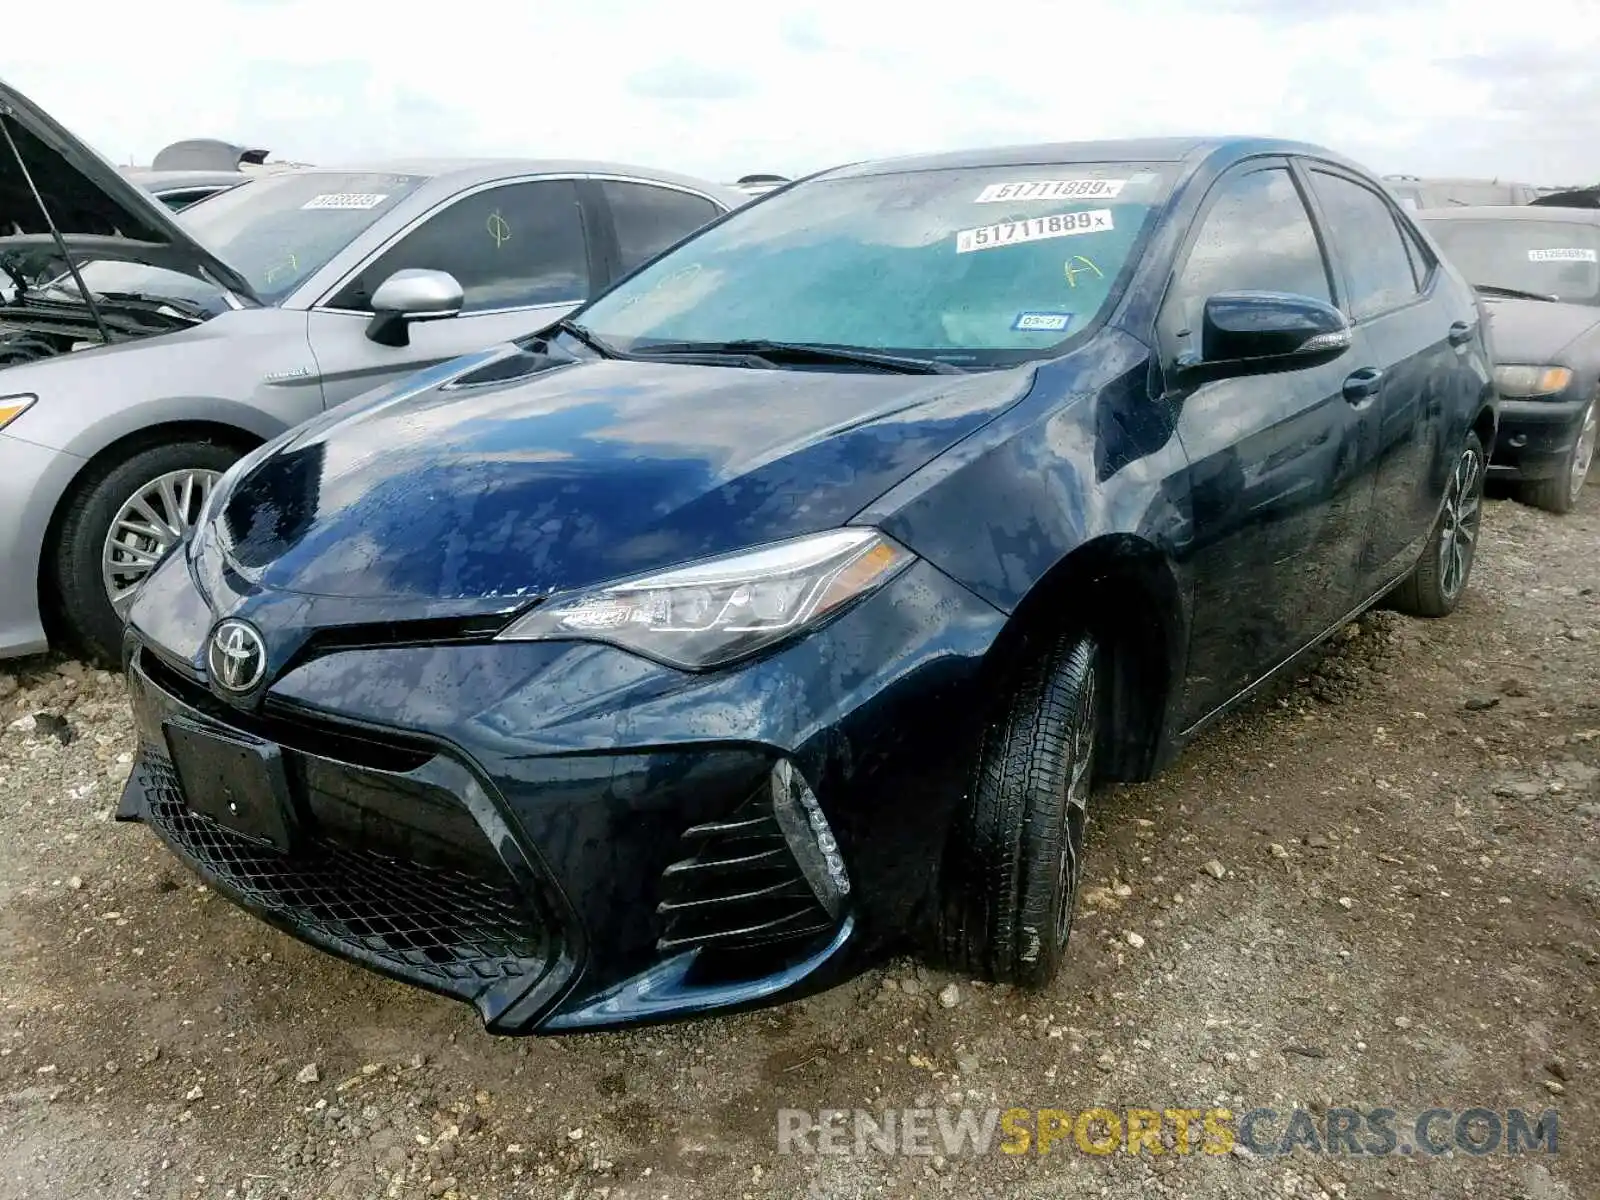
[4, 0, 1597, 186]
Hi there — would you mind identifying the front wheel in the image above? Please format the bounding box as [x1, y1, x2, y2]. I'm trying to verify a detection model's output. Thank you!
[1389, 430, 1486, 618]
[1516, 397, 1596, 514]
[50, 441, 241, 666]
[940, 630, 1102, 988]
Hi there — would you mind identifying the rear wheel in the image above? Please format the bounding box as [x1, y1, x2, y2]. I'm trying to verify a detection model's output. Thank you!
[940, 630, 1101, 987]
[1516, 397, 1596, 514]
[50, 441, 240, 666]
[1389, 431, 1485, 618]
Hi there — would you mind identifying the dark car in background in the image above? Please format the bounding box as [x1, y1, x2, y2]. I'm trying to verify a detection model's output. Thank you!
[1420, 206, 1599, 511]
[117, 136, 1496, 1034]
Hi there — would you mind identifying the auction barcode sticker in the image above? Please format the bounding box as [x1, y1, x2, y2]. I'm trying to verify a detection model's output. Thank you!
[301, 193, 391, 210]
[956, 209, 1113, 253]
[1528, 247, 1598, 263]
[975, 179, 1126, 203]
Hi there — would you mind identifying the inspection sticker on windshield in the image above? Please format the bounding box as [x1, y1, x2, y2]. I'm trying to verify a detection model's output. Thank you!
[1012, 311, 1074, 332]
[1528, 247, 1598, 263]
[301, 192, 390, 210]
[975, 179, 1126, 203]
[956, 209, 1112, 253]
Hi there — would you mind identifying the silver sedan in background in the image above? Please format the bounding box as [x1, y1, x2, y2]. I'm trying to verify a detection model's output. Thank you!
[0, 77, 743, 665]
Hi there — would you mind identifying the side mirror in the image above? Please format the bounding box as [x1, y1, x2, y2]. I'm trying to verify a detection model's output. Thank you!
[365, 269, 464, 347]
[1178, 290, 1351, 381]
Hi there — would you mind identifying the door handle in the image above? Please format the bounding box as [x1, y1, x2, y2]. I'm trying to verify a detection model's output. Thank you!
[1342, 367, 1384, 405]
[1448, 320, 1473, 346]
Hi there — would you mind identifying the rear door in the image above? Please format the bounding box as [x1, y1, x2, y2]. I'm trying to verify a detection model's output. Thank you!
[303, 177, 603, 409]
[1300, 164, 1461, 596]
[1162, 159, 1377, 727]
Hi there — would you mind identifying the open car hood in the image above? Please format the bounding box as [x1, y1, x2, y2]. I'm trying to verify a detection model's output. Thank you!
[0, 77, 260, 303]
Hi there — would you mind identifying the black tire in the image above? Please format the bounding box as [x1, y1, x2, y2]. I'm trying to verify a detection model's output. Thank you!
[1389, 430, 1486, 618]
[1514, 397, 1596, 515]
[50, 440, 243, 667]
[940, 631, 1102, 988]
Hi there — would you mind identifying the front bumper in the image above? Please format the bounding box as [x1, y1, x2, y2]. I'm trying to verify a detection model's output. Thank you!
[1487, 395, 1592, 481]
[0, 430, 87, 659]
[118, 556, 1006, 1033]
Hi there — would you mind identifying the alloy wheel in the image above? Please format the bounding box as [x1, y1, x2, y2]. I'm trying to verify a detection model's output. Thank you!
[102, 468, 221, 616]
[1438, 444, 1483, 603]
[1054, 647, 1099, 949]
[1570, 400, 1598, 505]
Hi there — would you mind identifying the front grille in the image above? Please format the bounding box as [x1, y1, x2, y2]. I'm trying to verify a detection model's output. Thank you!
[136, 750, 555, 997]
[656, 784, 836, 954]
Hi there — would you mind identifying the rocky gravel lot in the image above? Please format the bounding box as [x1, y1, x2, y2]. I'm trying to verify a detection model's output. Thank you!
[2, 485, 1597, 1200]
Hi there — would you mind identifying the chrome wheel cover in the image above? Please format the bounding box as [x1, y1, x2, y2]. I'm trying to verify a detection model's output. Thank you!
[102, 469, 221, 616]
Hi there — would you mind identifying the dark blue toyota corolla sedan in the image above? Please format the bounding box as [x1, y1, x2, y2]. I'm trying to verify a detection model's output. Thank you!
[118, 137, 1498, 1034]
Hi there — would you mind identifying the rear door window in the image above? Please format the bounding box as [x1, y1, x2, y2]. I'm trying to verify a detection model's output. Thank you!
[601, 181, 722, 274]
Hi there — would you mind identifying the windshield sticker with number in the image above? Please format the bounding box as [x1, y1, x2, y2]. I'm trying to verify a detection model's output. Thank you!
[975, 179, 1126, 203]
[1011, 311, 1074, 332]
[301, 193, 391, 211]
[956, 210, 1113, 254]
[1528, 248, 1598, 263]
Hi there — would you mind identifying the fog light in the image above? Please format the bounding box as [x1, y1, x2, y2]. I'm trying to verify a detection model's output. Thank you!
[770, 759, 851, 917]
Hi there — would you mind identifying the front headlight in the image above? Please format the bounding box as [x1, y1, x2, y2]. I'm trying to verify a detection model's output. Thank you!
[1494, 364, 1573, 399]
[0, 393, 37, 432]
[498, 528, 916, 670]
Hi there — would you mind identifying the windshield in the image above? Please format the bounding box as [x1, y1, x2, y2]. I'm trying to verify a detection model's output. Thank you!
[574, 162, 1173, 368]
[51, 171, 428, 312]
[1422, 217, 1600, 305]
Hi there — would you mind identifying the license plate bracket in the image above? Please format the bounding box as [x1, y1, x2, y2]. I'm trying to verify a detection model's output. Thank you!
[162, 719, 296, 853]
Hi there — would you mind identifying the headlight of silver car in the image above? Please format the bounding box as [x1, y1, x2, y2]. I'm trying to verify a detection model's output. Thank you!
[498, 528, 916, 669]
[0, 393, 37, 432]
[1494, 364, 1573, 399]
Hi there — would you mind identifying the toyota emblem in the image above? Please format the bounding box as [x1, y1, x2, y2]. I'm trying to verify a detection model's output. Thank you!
[207, 619, 267, 693]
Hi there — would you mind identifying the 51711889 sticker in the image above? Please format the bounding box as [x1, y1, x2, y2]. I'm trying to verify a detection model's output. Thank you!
[1528, 247, 1598, 263]
[956, 209, 1112, 254]
[975, 179, 1126, 203]
[301, 193, 391, 211]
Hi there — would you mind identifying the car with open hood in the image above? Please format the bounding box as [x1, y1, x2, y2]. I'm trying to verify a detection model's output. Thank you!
[1419, 205, 1599, 511]
[0, 76, 743, 664]
[115, 136, 1498, 1034]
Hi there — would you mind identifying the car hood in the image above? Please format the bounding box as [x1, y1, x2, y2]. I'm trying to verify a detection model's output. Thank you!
[213, 348, 1035, 603]
[0, 77, 259, 301]
[1481, 295, 1600, 365]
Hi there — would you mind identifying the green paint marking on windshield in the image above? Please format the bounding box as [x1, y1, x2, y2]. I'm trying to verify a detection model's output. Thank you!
[487, 212, 512, 248]
[1064, 256, 1103, 288]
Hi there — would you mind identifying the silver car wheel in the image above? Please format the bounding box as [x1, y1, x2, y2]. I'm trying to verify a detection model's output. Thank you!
[102, 468, 221, 616]
[1438, 444, 1482, 603]
[1570, 399, 1597, 504]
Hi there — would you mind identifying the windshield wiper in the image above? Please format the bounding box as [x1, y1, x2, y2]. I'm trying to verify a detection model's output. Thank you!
[552, 318, 625, 359]
[632, 339, 965, 375]
[1474, 283, 1560, 303]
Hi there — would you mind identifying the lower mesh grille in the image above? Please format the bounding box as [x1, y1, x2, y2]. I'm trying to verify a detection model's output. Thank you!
[656, 784, 835, 954]
[135, 750, 554, 996]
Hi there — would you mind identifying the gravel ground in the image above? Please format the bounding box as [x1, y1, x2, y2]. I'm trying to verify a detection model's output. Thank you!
[1, 485, 1596, 1200]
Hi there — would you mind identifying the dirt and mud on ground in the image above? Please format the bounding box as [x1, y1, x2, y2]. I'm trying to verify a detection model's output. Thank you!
[2, 485, 1596, 1200]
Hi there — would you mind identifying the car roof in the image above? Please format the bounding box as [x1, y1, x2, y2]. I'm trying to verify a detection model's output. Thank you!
[320, 158, 747, 205]
[820, 136, 1358, 180]
[1416, 205, 1600, 224]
